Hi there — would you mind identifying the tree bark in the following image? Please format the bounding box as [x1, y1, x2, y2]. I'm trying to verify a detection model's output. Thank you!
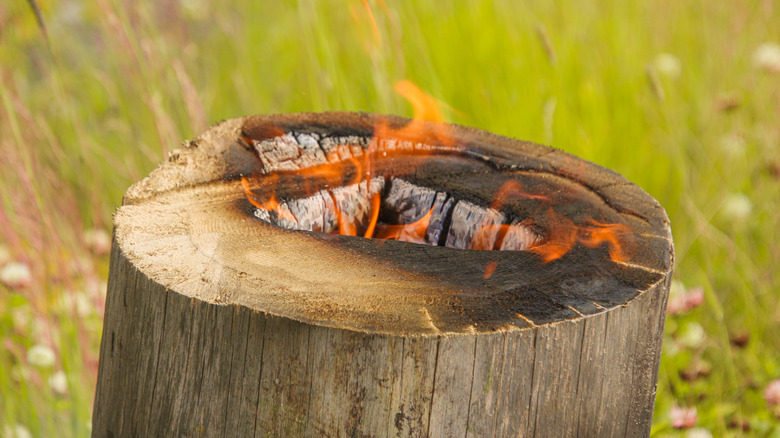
[92, 112, 673, 437]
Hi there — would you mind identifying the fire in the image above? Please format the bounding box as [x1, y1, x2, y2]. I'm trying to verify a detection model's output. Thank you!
[528, 208, 632, 263]
[363, 80, 450, 238]
[240, 81, 635, 269]
[241, 175, 296, 222]
[490, 180, 548, 210]
[393, 80, 446, 123]
[484, 260, 498, 280]
[373, 205, 434, 243]
[241, 81, 448, 240]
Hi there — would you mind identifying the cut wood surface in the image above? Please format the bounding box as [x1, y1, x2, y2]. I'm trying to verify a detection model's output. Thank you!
[92, 112, 673, 437]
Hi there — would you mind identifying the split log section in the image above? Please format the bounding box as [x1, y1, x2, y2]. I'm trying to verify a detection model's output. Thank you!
[92, 113, 674, 437]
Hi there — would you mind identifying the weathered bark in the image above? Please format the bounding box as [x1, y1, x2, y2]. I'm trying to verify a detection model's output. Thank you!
[92, 112, 673, 437]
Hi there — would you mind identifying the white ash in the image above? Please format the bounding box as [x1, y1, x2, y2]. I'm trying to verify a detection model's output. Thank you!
[500, 220, 544, 251]
[425, 193, 455, 245]
[446, 201, 506, 250]
[383, 178, 437, 223]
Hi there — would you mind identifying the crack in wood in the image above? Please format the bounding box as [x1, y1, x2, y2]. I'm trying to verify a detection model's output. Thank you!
[425, 338, 442, 438]
[463, 337, 479, 438]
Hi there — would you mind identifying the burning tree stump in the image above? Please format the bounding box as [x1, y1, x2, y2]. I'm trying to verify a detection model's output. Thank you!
[92, 112, 673, 437]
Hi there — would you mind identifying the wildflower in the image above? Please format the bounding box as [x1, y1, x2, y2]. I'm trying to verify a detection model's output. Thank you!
[11, 306, 31, 332]
[684, 287, 704, 309]
[2, 424, 32, 438]
[663, 338, 680, 357]
[671, 405, 698, 429]
[714, 93, 741, 112]
[11, 365, 30, 384]
[753, 42, 780, 74]
[667, 282, 704, 315]
[680, 360, 711, 382]
[678, 322, 706, 349]
[654, 53, 682, 78]
[686, 428, 713, 438]
[57, 291, 95, 317]
[720, 134, 746, 157]
[49, 370, 68, 395]
[0, 262, 32, 289]
[721, 193, 752, 222]
[765, 379, 780, 405]
[729, 331, 750, 348]
[728, 417, 751, 431]
[84, 228, 112, 256]
[27, 344, 56, 368]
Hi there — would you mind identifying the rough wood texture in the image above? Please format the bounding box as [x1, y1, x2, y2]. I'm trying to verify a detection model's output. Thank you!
[93, 112, 673, 437]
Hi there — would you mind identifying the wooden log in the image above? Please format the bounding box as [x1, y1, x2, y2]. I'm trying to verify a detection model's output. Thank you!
[92, 112, 674, 437]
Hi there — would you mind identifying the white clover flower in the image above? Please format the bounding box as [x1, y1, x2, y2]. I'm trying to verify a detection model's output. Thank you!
[181, 0, 208, 20]
[678, 322, 706, 349]
[54, 1, 84, 27]
[654, 53, 682, 78]
[27, 344, 56, 368]
[686, 427, 713, 438]
[667, 280, 687, 315]
[11, 365, 30, 382]
[720, 134, 746, 157]
[2, 424, 33, 438]
[722, 193, 752, 222]
[0, 262, 32, 289]
[57, 291, 95, 317]
[753, 42, 780, 74]
[49, 370, 69, 395]
[663, 338, 680, 357]
[11, 307, 31, 332]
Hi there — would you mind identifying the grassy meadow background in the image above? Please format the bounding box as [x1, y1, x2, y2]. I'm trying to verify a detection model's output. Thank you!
[1, 0, 779, 436]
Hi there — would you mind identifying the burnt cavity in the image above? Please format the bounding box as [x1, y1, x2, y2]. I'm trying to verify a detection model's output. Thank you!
[240, 131, 546, 251]
[246, 174, 544, 251]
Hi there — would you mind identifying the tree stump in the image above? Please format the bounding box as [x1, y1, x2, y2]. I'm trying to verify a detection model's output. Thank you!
[92, 112, 673, 437]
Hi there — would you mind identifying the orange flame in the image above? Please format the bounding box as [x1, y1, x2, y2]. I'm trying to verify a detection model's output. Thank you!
[580, 219, 632, 262]
[528, 208, 632, 263]
[491, 180, 548, 211]
[373, 205, 435, 243]
[363, 80, 451, 238]
[241, 81, 450, 242]
[394, 80, 446, 123]
[241, 175, 297, 222]
[484, 260, 498, 279]
[240, 81, 635, 267]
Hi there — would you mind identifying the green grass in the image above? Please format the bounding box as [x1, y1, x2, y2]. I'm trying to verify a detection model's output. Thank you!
[1, 0, 779, 435]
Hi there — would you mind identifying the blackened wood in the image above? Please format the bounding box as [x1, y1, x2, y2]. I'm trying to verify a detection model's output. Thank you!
[93, 112, 673, 437]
